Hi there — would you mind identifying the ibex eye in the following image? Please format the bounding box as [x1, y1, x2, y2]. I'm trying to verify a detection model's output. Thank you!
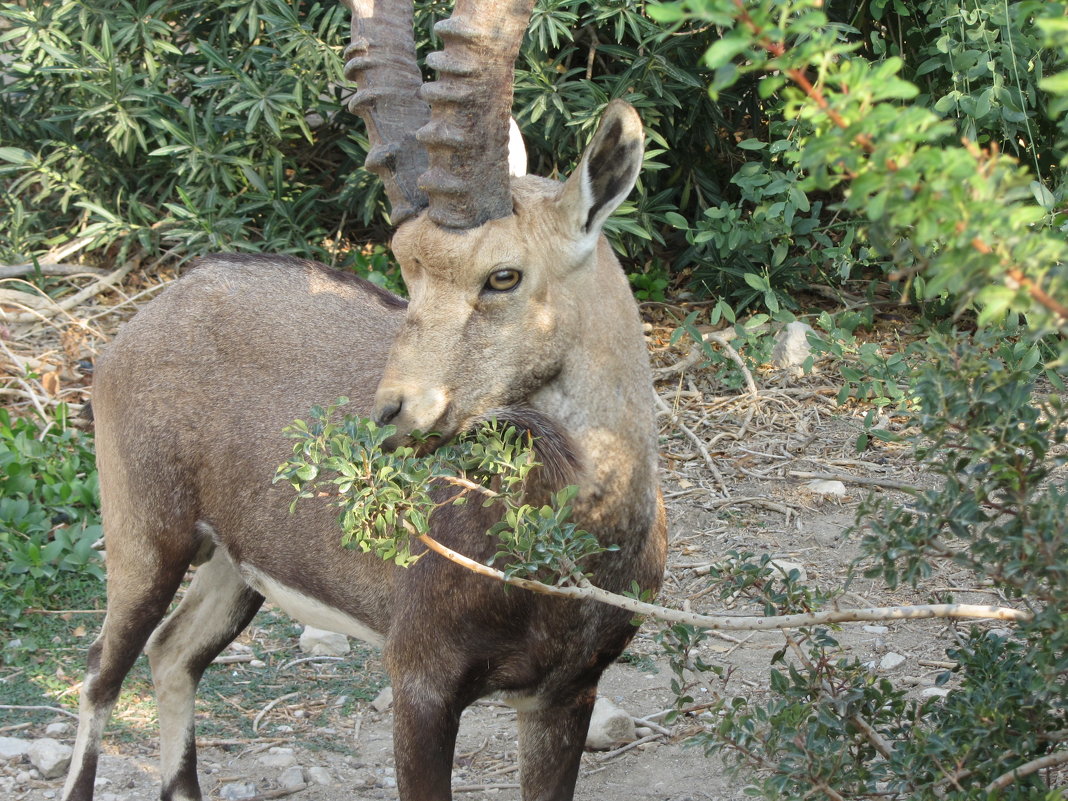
[485, 268, 522, 292]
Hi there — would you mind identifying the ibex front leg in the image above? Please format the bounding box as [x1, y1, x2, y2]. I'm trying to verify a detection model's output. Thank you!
[390, 677, 464, 801]
[516, 690, 597, 801]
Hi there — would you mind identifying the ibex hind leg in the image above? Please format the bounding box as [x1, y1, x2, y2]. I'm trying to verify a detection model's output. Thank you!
[145, 544, 263, 801]
[516, 691, 597, 801]
[61, 521, 197, 801]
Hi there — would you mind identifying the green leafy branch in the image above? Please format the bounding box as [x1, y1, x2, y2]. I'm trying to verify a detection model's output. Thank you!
[651, 0, 1068, 335]
[277, 402, 1027, 631]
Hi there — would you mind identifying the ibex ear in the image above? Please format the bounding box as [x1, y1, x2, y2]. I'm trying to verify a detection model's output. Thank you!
[558, 100, 644, 250]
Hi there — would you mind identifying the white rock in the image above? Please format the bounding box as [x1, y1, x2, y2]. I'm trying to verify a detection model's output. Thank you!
[256, 747, 297, 769]
[804, 479, 847, 498]
[308, 766, 332, 786]
[0, 736, 30, 760]
[584, 697, 635, 750]
[98, 794, 121, 801]
[45, 722, 71, 737]
[863, 625, 889, 635]
[879, 652, 907, 672]
[16, 770, 34, 784]
[768, 559, 808, 583]
[771, 321, 816, 373]
[27, 738, 73, 779]
[278, 766, 306, 790]
[372, 686, 394, 713]
[299, 625, 350, 656]
[920, 686, 951, 699]
[249, 659, 266, 669]
[220, 781, 258, 800]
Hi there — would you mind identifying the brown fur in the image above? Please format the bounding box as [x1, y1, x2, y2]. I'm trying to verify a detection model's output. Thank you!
[63, 101, 665, 801]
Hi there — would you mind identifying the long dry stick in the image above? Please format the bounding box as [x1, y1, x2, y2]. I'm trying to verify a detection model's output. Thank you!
[1, 258, 139, 325]
[413, 531, 1030, 631]
[985, 749, 1068, 793]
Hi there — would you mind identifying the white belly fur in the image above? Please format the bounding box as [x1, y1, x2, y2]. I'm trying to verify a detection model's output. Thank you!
[240, 564, 386, 649]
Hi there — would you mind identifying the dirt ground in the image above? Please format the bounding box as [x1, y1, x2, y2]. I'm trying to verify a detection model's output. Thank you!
[2, 300, 1003, 801]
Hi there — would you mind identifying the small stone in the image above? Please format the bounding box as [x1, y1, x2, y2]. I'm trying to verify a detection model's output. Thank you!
[372, 686, 394, 713]
[27, 738, 73, 779]
[99, 794, 120, 801]
[45, 722, 71, 737]
[771, 321, 816, 374]
[0, 737, 31, 761]
[804, 479, 847, 499]
[220, 780, 258, 800]
[299, 626, 350, 656]
[920, 686, 951, 699]
[863, 625, 889, 635]
[249, 659, 266, 669]
[879, 652, 907, 672]
[16, 770, 34, 784]
[278, 766, 306, 790]
[585, 697, 636, 750]
[43, 791, 56, 799]
[256, 747, 297, 769]
[635, 726, 653, 738]
[94, 777, 111, 788]
[308, 766, 332, 786]
[768, 559, 808, 583]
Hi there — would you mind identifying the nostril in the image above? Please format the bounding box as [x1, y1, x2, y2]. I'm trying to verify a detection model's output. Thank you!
[374, 399, 403, 426]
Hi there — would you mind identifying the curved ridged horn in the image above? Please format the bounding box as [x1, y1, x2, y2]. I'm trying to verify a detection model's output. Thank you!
[342, 0, 430, 225]
[417, 0, 538, 229]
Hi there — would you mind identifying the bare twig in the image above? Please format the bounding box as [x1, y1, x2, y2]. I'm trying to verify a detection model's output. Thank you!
[453, 783, 522, 793]
[276, 656, 344, 672]
[788, 470, 920, 492]
[654, 394, 730, 495]
[413, 529, 1031, 631]
[596, 733, 662, 761]
[2, 257, 139, 325]
[0, 263, 109, 280]
[985, 750, 1068, 793]
[251, 692, 299, 734]
[0, 704, 78, 720]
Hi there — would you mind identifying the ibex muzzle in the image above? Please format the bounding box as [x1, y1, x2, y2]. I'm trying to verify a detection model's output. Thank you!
[62, 2, 666, 801]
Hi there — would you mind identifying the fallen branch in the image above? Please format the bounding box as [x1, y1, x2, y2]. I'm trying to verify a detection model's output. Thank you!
[1, 257, 139, 325]
[788, 469, 920, 493]
[0, 263, 109, 280]
[414, 530, 1031, 631]
[0, 704, 78, 720]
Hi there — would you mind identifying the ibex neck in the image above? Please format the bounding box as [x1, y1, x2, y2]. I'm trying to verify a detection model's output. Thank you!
[531, 246, 659, 535]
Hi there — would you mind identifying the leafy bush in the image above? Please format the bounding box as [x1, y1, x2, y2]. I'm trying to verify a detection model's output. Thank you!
[0, 406, 103, 616]
[5, 0, 1061, 310]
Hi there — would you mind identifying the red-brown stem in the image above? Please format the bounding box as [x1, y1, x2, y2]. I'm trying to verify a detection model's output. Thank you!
[730, 0, 1066, 328]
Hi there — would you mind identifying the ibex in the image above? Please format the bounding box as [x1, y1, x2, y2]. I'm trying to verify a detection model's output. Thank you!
[62, 1, 666, 799]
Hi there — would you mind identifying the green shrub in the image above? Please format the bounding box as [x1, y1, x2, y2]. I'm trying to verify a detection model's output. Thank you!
[0, 406, 103, 616]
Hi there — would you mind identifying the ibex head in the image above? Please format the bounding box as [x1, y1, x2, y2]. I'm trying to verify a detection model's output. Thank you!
[344, 0, 645, 445]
